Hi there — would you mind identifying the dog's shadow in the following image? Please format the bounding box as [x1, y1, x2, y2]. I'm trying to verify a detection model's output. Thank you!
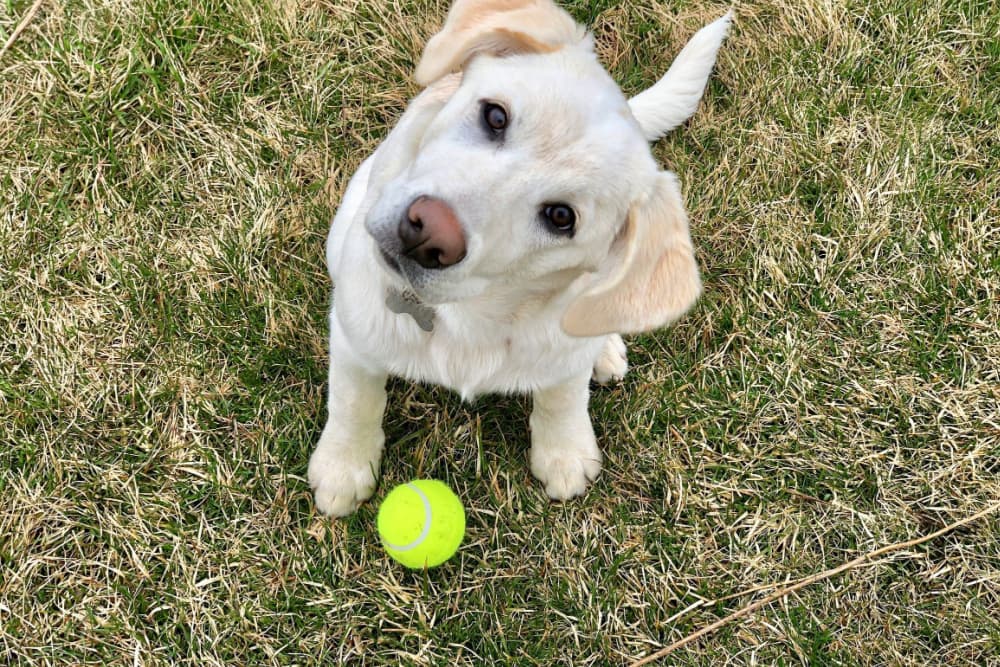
[379, 377, 531, 483]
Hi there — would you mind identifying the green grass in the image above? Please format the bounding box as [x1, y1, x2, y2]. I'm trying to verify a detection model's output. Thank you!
[2, 0, 999, 664]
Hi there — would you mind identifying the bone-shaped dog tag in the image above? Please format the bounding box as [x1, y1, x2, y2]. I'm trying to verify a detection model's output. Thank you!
[386, 289, 436, 332]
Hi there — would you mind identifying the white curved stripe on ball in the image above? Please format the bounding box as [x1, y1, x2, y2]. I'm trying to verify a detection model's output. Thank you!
[383, 483, 433, 552]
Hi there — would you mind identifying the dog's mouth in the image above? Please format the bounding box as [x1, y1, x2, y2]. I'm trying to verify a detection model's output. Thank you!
[377, 247, 403, 275]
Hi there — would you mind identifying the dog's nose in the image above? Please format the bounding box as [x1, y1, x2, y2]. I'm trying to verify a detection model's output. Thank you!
[398, 196, 467, 269]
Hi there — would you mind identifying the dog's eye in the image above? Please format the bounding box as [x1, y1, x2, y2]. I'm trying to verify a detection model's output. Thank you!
[482, 102, 508, 136]
[542, 204, 576, 235]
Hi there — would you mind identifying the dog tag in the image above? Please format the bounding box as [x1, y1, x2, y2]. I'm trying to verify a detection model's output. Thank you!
[386, 289, 435, 332]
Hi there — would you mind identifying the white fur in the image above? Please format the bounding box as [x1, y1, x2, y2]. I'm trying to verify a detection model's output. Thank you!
[309, 4, 729, 516]
[592, 333, 628, 384]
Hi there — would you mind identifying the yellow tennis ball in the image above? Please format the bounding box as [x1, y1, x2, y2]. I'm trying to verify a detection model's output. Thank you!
[377, 479, 465, 569]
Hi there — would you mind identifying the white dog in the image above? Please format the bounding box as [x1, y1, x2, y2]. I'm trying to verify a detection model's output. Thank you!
[309, 0, 730, 516]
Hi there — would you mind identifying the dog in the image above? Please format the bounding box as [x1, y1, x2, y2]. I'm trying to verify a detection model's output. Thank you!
[308, 0, 730, 516]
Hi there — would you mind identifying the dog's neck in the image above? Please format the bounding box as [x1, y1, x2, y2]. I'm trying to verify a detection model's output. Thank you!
[447, 268, 586, 326]
[381, 265, 588, 332]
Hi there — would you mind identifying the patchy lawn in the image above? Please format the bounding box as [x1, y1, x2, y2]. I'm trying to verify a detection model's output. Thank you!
[1, 0, 998, 664]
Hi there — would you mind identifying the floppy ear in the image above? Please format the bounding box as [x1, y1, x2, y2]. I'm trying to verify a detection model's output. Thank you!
[368, 73, 462, 184]
[561, 172, 702, 338]
[415, 0, 585, 86]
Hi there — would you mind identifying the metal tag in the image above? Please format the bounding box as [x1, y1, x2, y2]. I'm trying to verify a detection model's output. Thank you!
[386, 288, 435, 332]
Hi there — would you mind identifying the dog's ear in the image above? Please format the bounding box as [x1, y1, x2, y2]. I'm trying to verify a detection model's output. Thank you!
[561, 172, 701, 338]
[415, 0, 585, 86]
[368, 74, 462, 183]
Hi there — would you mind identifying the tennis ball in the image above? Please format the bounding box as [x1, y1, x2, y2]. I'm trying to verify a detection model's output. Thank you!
[377, 479, 465, 569]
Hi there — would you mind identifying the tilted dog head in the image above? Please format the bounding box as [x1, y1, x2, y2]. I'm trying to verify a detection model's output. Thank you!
[363, 0, 730, 336]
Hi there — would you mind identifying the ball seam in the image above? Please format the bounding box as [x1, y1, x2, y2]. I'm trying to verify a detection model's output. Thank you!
[382, 482, 432, 552]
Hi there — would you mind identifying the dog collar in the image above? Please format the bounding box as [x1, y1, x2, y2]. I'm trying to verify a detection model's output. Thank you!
[386, 288, 436, 332]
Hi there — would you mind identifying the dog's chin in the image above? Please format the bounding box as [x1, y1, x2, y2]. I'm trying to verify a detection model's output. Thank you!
[372, 238, 491, 305]
[374, 247, 446, 303]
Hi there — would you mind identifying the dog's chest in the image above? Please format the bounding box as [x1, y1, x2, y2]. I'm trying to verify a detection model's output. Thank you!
[353, 304, 600, 399]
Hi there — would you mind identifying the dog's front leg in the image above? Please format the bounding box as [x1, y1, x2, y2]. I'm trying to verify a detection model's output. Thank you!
[529, 373, 602, 500]
[308, 337, 388, 517]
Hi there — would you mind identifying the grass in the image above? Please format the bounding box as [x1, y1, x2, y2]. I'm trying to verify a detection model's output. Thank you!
[1, 0, 998, 664]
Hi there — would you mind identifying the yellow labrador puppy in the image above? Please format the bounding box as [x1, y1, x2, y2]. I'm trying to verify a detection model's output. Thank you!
[310, 0, 730, 516]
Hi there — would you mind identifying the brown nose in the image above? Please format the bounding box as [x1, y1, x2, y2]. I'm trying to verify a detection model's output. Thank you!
[398, 196, 467, 269]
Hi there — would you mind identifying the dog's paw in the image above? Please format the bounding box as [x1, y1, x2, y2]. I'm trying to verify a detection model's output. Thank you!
[592, 334, 628, 385]
[530, 436, 602, 500]
[308, 428, 382, 517]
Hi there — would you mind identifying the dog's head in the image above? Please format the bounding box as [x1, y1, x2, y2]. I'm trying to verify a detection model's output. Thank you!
[363, 0, 730, 337]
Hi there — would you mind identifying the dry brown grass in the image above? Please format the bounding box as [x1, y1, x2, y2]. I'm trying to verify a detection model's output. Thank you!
[1, 0, 998, 665]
